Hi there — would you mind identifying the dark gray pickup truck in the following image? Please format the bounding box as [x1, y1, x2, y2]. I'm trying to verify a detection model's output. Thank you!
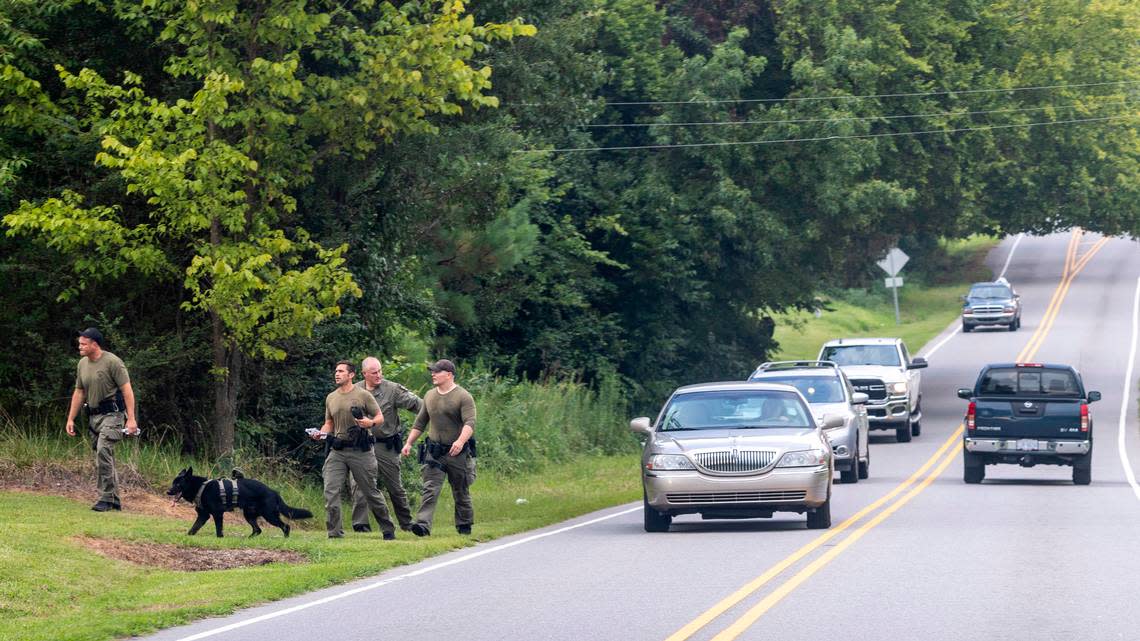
[957, 363, 1101, 484]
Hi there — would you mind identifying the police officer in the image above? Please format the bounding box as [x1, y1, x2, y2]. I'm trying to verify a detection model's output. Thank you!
[310, 360, 396, 539]
[348, 356, 422, 532]
[65, 328, 138, 511]
[400, 359, 476, 536]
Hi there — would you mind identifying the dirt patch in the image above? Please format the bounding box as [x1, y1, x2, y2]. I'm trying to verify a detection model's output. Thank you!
[72, 536, 307, 571]
[0, 459, 197, 519]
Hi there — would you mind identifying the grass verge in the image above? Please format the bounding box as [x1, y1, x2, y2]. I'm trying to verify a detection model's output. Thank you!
[0, 454, 639, 641]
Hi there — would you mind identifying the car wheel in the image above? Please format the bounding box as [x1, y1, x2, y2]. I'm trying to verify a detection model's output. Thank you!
[1073, 455, 1092, 485]
[806, 494, 831, 530]
[840, 449, 858, 484]
[643, 492, 671, 532]
[858, 448, 870, 479]
[896, 425, 912, 442]
[964, 450, 985, 484]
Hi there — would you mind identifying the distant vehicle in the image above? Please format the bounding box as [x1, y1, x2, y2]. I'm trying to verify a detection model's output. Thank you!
[958, 362, 1100, 484]
[747, 361, 870, 484]
[630, 381, 839, 532]
[962, 277, 1022, 332]
[818, 337, 927, 442]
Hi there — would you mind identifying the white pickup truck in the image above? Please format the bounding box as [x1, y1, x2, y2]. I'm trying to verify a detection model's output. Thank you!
[818, 337, 927, 442]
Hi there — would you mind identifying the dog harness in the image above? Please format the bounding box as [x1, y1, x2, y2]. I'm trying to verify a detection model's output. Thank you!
[193, 479, 240, 511]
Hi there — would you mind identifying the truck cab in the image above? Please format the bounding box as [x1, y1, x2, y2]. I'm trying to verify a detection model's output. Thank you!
[958, 362, 1101, 484]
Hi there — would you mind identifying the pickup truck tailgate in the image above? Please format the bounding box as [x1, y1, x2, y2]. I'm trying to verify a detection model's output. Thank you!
[973, 397, 1085, 439]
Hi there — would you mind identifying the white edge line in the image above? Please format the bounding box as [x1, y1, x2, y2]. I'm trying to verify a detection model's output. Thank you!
[997, 233, 1025, 280]
[920, 324, 960, 359]
[173, 505, 641, 641]
[1117, 276, 1140, 502]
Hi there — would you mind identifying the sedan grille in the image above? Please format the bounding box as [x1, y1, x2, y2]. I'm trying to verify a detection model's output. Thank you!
[692, 450, 776, 473]
[849, 378, 887, 401]
[666, 491, 808, 504]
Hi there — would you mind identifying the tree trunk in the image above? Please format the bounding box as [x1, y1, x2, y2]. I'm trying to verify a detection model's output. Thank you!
[211, 310, 240, 456]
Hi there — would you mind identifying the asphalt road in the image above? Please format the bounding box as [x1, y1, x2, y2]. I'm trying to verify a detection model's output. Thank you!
[139, 231, 1140, 641]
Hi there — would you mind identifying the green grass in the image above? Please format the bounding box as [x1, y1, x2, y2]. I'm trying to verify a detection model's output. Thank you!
[0, 455, 640, 641]
[772, 237, 999, 359]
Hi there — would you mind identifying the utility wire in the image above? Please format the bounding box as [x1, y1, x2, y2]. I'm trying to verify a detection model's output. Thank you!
[516, 113, 1138, 154]
[581, 99, 1133, 129]
[506, 79, 1140, 108]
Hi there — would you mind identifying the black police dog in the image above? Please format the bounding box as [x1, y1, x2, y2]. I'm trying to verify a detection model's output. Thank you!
[166, 467, 312, 537]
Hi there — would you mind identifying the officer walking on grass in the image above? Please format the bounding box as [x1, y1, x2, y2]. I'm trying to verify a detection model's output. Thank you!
[64, 328, 139, 512]
[348, 356, 422, 533]
[309, 360, 396, 540]
[400, 359, 477, 536]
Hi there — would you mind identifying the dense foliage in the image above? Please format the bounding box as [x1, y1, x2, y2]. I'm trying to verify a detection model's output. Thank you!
[2, 0, 1138, 455]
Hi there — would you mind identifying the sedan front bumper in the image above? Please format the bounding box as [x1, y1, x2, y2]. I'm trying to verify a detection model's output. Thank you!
[644, 465, 831, 515]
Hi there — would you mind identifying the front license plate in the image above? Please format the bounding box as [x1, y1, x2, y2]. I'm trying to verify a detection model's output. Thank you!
[1017, 439, 1038, 451]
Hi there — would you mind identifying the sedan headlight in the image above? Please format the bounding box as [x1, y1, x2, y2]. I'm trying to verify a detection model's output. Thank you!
[776, 449, 828, 467]
[646, 454, 695, 471]
[890, 382, 908, 395]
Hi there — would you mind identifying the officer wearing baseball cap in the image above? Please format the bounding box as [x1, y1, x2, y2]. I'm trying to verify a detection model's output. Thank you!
[65, 328, 139, 511]
[401, 359, 478, 536]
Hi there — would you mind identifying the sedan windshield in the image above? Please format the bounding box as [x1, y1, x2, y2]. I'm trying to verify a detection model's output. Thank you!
[659, 390, 812, 431]
[820, 345, 901, 367]
[752, 376, 844, 404]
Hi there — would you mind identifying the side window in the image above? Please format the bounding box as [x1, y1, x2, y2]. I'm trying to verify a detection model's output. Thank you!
[899, 342, 911, 365]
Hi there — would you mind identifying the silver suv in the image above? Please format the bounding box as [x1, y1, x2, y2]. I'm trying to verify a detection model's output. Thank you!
[748, 361, 870, 483]
[630, 381, 840, 532]
[818, 338, 927, 443]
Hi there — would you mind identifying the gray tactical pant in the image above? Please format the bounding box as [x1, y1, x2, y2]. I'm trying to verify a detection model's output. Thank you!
[350, 443, 414, 530]
[323, 448, 394, 537]
[415, 450, 474, 532]
[92, 412, 125, 504]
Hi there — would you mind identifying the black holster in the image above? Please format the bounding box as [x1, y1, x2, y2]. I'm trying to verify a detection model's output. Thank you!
[378, 431, 402, 452]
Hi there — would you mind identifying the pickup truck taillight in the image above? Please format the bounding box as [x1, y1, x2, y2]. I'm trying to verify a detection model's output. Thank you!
[966, 402, 976, 432]
[1080, 404, 1089, 432]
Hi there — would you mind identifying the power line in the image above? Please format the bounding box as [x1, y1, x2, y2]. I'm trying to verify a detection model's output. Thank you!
[581, 99, 1133, 129]
[506, 80, 1140, 108]
[516, 113, 1138, 154]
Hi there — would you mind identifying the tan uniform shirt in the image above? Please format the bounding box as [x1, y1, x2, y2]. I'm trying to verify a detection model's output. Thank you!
[324, 387, 381, 439]
[413, 385, 476, 445]
[355, 380, 423, 438]
[74, 352, 130, 406]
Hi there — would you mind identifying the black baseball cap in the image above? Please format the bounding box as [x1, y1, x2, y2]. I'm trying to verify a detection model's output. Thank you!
[78, 327, 104, 346]
[428, 359, 456, 374]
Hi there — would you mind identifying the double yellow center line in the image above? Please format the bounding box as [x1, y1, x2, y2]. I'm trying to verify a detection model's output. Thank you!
[665, 230, 1105, 641]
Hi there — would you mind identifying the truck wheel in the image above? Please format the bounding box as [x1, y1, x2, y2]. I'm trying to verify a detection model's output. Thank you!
[896, 425, 912, 442]
[806, 494, 831, 529]
[858, 449, 870, 479]
[643, 492, 672, 532]
[840, 448, 859, 484]
[1008, 321, 1017, 332]
[962, 322, 973, 333]
[964, 450, 985, 484]
[1073, 456, 1092, 485]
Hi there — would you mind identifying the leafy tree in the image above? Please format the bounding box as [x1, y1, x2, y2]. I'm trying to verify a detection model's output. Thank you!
[3, 0, 534, 453]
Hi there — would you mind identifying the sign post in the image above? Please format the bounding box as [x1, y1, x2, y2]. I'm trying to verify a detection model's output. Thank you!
[876, 247, 909, 324]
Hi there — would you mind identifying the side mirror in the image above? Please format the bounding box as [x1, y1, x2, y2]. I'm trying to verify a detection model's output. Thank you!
[1087, 391, 1102, 403]
[960, 294, 968, 303]
[957, 388, 973, 400]
[851, 392, 869, 405]
[908, 357, 928, 370]
[819, 414, 844, 429]
[630, 417, 653, 435]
